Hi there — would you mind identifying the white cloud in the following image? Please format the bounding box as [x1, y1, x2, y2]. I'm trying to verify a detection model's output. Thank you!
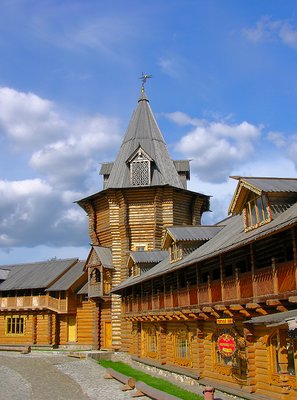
[159, 57, 179, 78]
[169, 112, 261, 183]
[243, 16, 297, 50]
[0, 87, 122, 253]
[268, 131, 297, 170]
[0, 178, 88, 250]
[29, 114, 121, 190]
[190, 156, 296, 225]
[0, 87, 66, 147]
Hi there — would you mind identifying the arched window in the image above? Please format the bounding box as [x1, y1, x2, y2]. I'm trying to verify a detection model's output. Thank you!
[90, 268, 101, 284]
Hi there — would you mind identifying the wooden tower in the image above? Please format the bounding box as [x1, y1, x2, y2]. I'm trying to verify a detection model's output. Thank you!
[77, 87, 210, 350]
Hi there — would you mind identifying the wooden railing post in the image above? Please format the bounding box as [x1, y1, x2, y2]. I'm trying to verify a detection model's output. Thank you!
[235, 267, 240, 300]
[250, 244, 257, 299]
[272, 257, 278, 294]
[220, 255, 224, 302]
[292, 227, 297, 290]
[207, 275, 212, 303]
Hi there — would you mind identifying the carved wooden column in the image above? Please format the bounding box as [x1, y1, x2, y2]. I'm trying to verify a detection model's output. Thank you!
[277, 330, 290, 394]
[32, 314, 37, 345]
[244, 325, 256, 393]
[159, 323, 167, 365]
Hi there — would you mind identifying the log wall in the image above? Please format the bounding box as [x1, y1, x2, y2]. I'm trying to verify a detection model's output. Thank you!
[88, 187, 206, 351]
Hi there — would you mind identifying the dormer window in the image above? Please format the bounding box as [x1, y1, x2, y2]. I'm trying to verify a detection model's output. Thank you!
[128, 147, 153, 187]
[244, 193, 271, 231]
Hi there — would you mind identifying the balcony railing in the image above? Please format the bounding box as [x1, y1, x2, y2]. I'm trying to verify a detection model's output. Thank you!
[0, 294, 69, 313]
[124, 260, 297, 314]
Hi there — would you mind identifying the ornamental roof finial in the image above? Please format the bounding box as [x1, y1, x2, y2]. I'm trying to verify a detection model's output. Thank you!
[139, 72, 152, 93]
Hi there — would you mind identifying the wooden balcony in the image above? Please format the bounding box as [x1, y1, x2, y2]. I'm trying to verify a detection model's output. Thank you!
[0, 294, 69, 313]
[124, 260, 297, 314]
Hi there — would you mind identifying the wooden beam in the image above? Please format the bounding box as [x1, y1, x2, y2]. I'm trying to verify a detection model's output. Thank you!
[230, 304, 243, 311]
[246, 303, 260, 309]
[276, 305, 288, 312]
[266, 299, 282, 306]
[289, 296, 297, 303]
[214, 305, 227, 311]
[256, 307, 268, 315]
[239, 309, 251, 317]
[199, 312, 209, 320]
[223, 309, 234, 317]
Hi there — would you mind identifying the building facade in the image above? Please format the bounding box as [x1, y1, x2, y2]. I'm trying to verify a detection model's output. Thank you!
[114, 177, 297, 399]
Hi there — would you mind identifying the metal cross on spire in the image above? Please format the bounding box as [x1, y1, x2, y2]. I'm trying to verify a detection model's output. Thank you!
[140, 73, 152, 92]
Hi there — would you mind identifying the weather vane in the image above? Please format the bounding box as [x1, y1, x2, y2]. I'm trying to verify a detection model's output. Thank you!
[140, 72, 152, 92]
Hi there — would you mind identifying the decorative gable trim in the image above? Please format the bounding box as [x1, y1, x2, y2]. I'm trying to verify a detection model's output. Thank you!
[229, 180, 262, 215]
[128, 146, 154, 187]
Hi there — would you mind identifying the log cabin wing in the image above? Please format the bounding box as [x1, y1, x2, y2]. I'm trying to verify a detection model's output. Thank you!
[0, 258, 96, 349]
[113, 176, 297, 400]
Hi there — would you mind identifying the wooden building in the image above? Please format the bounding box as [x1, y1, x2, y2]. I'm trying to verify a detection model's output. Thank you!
[0, 258, 96, 348]
[113, 176, 297, 400]
[76, 89, 209, 350]
[2, 85, 297, 399]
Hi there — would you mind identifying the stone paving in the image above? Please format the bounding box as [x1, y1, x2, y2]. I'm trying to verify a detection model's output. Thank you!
[0, 351, 149, 400]
[0, 350, 245, 400]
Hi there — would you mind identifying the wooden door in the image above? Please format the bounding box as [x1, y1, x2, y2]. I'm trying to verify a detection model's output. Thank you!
[68, 316, 76, 342]
[104, 321, 112, 348]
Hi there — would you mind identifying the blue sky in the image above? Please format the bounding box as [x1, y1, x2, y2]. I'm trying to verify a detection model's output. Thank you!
[1, 0, 297, 264]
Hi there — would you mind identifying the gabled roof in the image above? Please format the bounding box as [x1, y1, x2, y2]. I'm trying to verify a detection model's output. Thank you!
[0, 269, 10, 281]
[229, 176, 297, 215]
[0, 258, 79, 291]
[93, 246, 114, 269]
[245, 309, 297, 326]
[103, 91, 185, 190]
[163, 225, 223, 248]
[46, 261, 86, 291]
[113, 201, 297, 293]
[129, 250, 169, 265]
[77, 281, 88, 295]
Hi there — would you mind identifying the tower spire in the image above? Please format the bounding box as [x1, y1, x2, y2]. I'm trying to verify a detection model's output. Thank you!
[139, 73, 152, 93]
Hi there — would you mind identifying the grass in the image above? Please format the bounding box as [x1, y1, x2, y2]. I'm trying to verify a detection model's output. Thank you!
[98, 360, 203, 400]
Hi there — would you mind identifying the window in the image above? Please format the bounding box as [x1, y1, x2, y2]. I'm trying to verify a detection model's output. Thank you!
[143, 326, 158, 359]
[90, 268, 101, 284]
[170, 242, 182, 262]
[244, 194, 271, 231]
[129, 148, 152, 187]
[133, 243, 148, 252]
[173, 329, 192, 367]
[270, 330, 297, 378]
[6, 316, 25, 335]
[131, 160, 150, 186]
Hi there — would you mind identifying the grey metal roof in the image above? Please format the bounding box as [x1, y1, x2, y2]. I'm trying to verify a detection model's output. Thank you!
[166, 226, 223, 242]
[104, 92, 185, 190]
[244, 309, 297, 326]
[130, 250, 169, 264]
[233, 177, 297, 193]
[0, 269, 10, 280]
[93, 246, 114, 269]
[46, 261, 85, 291]
[77, 281, 88, 295]
[100, 160, 190, 178]
[173, 160, 190, 173]
[0, 258, 78, 291]
[100, 162, 113, 175]
[113, 201, 297, 292]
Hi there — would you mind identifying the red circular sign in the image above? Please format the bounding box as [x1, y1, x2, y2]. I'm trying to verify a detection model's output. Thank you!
[217, 334, 236, 357]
